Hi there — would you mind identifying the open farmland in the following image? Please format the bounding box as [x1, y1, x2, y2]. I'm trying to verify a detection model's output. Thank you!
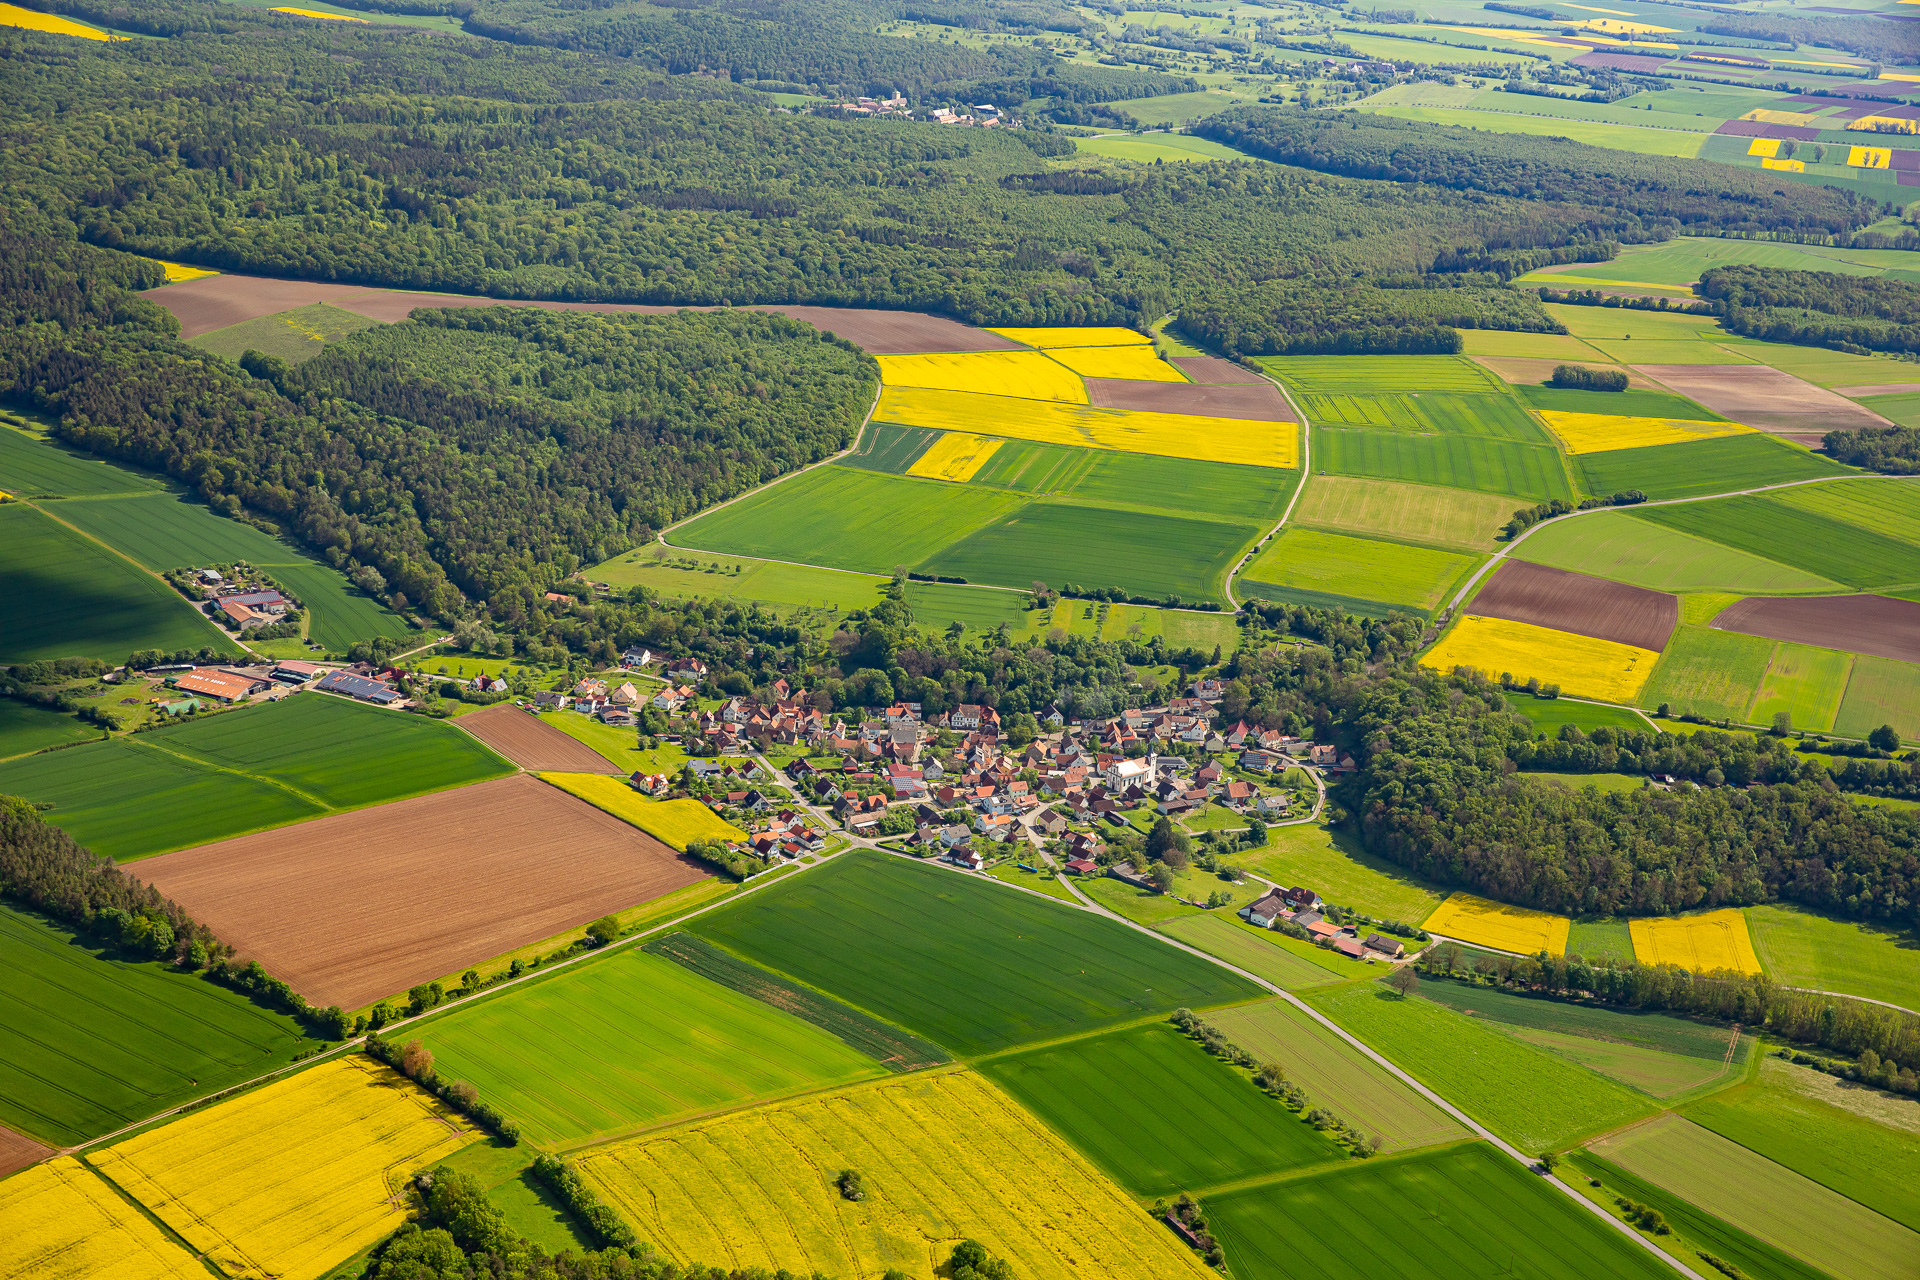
[1421, 615, 1660, 703]
[989, 326, 1148, 348]
[1292, 476, 1512, 551]
[1468, 561, 1677, 652]
[414, 947, 884, 1146]
[1299, 391, 1547, 442]
[1745, 905, 1920, 1013]
[687, 850, 1257, 1056]
[1515, 511, 1847, 594]
[1537, 410, 1750, 454]
[0, 1156, 204, 1280]
[1641, 626, 1777, 722]
[932, 502, 1257, 602]
[1260, 354, 1502, 394]
[1155, 915, 1350, 990]
[540, 774, 748, 848]
[1745, 642, 1853, 733]
[592, 545, 888, 617]
[1592, 1114, 1918, 1280]
[840, 423, 936, 474]
[1305, 983, 1656, 1152]
[1836, 656, 1920, 741]
[1575, 435, 1853, 501]
[1773, 477, 1920, 546]
[90, 1057, 476, 1280]
[136, 773, 708, 1010]
[1044, 344, 1185, 382]
[580, 1070, 1212, 1280]
[1635, 363, 1895, 438]
[1519, 385, 1726, 422]
[0, 698, 97, 759]
[874, 351, 1087, 401]
[457, 704, 619, 773]
[1045, 449, 1298, 524]
[0, 423, 158, 496]
[1313, 430, 1573, 501]
[1425, 893, 1571, 956]
[1636, 498, 1920, 592]
[1242, 822, 1445, 923]
[1207, 1143, 1674, 1280]
[980, 1022, 1342, 1196]
[0, 904, 316, 1146]
[1714, 595, 1920, 664]
[1085, 376, 1293, 420]
[905, 431, 1002, 482]
[1239, 528, 1476, 617]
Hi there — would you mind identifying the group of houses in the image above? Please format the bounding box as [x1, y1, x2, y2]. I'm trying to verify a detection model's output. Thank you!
[1239, 885, 1407, 962]
[193, 568, 293, 631]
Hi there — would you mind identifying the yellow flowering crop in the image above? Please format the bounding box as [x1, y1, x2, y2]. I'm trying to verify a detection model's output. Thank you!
[1848, 115, 1919, 135]
[0, 3, 122, 39]
[1537, 410, 1752, 454]
[541, 773, 748, 849]
[1630, 909, 1763, 976]
[580, 1070, 1213, 1280]
[88, 1058, 474, 1280]
[907, 432, 1003, 482]
[1045, 345, 1188, 383]
[1421, 614, 1659, 702]
[1425, 893, 1572, 957]
[1761, 158, 1805, 172]
[0, 1157, 204, 1280]
[1746, 139, 1780, 157]
[153, 260, 221, 283]
[1848, 146, 1893, 169]
[270, 6, 368, 19]
[876, 352, 1087, 403]
[1739, 108, 1818, 127]
[986, 326, 1149, 348]
[877, 388, 1298, 469]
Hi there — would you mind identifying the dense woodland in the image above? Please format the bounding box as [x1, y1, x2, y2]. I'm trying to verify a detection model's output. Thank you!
[1700, 263, 1920, 356]
[1699, 12, 1920, 64]
[1824, 424, 1920, 474]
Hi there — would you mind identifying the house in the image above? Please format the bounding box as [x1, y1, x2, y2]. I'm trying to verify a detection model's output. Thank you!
[973, 812, 1015, 838]
[1031, 808, 1067, 836]
[574, 678, 608, 700]
[939, 824, 972, 849]
[1278, 885, 1317, 910]
[315, 670, 400, 705]
[598, 708, 636, 727]
[217, 599, 262, 629]
[944, 846, 985, 871]
[1064, 857, 1098, 875]
[667, 657, 709, 681]
[621, 646, 653, 668]
[611, 682, 641, 706]
[1240, 750, 1276, 772]
[629, 772, 671, 795]
[226, 589, 288, 614]
[172, 669, 265, 703]
[1310, 744, 1338, 766]
[196, 568, 223, 585]
[1332, 936, 1368, 960]
[1240, 890, 1292, 929]
[1364, 933, 1405, 959]
[531, 690, 568, 709]
[949, 704, 999, 731]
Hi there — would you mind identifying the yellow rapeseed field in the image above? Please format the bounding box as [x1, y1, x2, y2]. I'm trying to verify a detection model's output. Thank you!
[1761, 158, 1806, 173]
[1044, 345, 1188, 383]
[1537, 410, 1752, 454]
[907, 432, 1003, 482]
[580, 1070, 1213, 1280]
[1746, 139, 1780, 158]
[986, 326, 1149, 348]
[270, 6, 368, 19]
[0, 1156, 204, 1280]
[1848, 115, 1920, 135]
[0, 3, 122, 39]
[151, 260, 220, 284]
[88, 1057, 474, 1280]
[1630, 910, 1764, 976]
[1740, 108, 1819, 127]
[877, 388, 1298, 469]
[1848, 146, 1893, 169]
[540, 772, 748, 849]
[1425, 893, 1572, 957]
[1420, 614, 1660, 703]
[876, 352, 1087, 403]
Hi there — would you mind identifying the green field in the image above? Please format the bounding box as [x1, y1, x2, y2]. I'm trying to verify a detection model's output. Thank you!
[931, 501, 1258, 602]
[1208, 1143, 1676, 1280]
[594, 546, 886, 617]
[979, 1022, 1343, 1196]
[1548, 307, 1737, 344]
[685, 850, 1259, 1056]
[1642, 625, 1778, 720]
[432, 1139, 593, 1255]
[1515, 510, 1847, 595]
[1241, 822, 1444, 924]
[414, 947, 886, 1145]
[1240, 528, 1478, 617]
[1566, 917, 1636, 964]
[1575, 436, 1855, 502]
[0, 902, 316, 1145]
[1517, 383, 1725, 423]
[1834, 655, 1920, 744]
[1511, 697, 1651, 738]
[0, 424, 160, 497]
[0, 504, 235, 663]
[245, 559, 416, 651]
[1205, 999, 1469, 1152]
[839, 423, 938, 474]
[1155, 915, 1350, 990]
[903, 582, 1037, 637]
[1362, 102, 1709, 157]
[1635, 497, 1920, 591]
[1773, 477, 1920, 548]
[1297, 391, 1547, 442]
[1305, 982, 1658, 1152]
[1533, 236, 1920, 291]
[1291, 476, 1512, 551]
[1747, 642, 1853, 733]
[1064, 450, 1299, 525]
[967, 439, 1092, 494]
[1523, 771, 1646, 797]
[1259, 355, 1501, 394]
[1314, 429, 1574, 501]
[0, 697, 99, 759]
[1072, 131, 1253, 163]
[189, 302, 385, 364]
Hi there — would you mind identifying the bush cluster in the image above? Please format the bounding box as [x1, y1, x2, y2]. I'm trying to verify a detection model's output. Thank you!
[531, 1155, 634, 1249]
[367, 1036, 520, 1142]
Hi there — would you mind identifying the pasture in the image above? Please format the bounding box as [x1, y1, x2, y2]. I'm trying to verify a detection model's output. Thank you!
[1306, 982, 1656, 1152]
[1292, 476, 1512, 551]
[1206, 1143, 1676, 1280]
[1204, 999, 1469, 1152]
[980, 1022, 1343, 1196]
[1635, 497, 1920, 591]
[1242, 822, 1444, 923]
[1239, 528, 1477, 616]
[1512, 698, 1650, 738]
[540, 774, 748, 849]
[1745, 642, 1852, 733]
[1640, 625, 1776, 721]
[1574, 435, 1853, 501]
[1835, 656, 1920, 743]
[1566, 917, 1636, 964]
[875, 350, 1087, 401]
[931, 502, 1257, 602]
[1424, 894, 1570, 956]
[686, 850, 1258, 1056]
[0, 697, 97, 759]
[414, 947, 884, 1145]
[1591, 1113, 1917, 1280]
[1314, 428, 1573, 502]
[1421, 615, 1660, 704]
[0, 422, 158, 496]
[1072, 133, 1252, 163]
[1515, 511, 1846, 595]
[90, 1057, 476, 1280]
[0, 504, 233, 663]
[0, 1156, 204, 1280]
[580, 1071, 1213, 1280]
[0, 903, 315, 1146]
[593, 546, 886, 616]
[1155, 915, 1350, 990]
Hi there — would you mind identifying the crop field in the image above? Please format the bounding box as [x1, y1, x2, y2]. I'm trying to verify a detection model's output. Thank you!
[1297, 391, 1547, 442]
[1313, 430, 1573, 501]
[1204, 999, 1469, 1152]
[1716, 593, 1920, 665]
[581, 1070, 1213, 1280]
[189, 301, 382, 363]
[1773, 476, 1920, 547]
[1745, 642, 1853, 733]
[1574, 434, 1853, 501]
[1641, 625, 1777, 721]
[0, 424, 157, 496]
[875, 351, 1088, 401]
[0, 904, 316, 1146]
[0, 1156, 204, 1280]
[980, 1023, 1343, 1196]
[594, 546, 887, 616]
[1259, 355, 1501, 394]
[1044, 344, 1185, 382]
[1461, 330, 1613, 360]
[1469, 561, 1676, 652]
[457, 704, 618, 773]
[414, 947, 884, 1145]
[905, 431, 1002, 482]
[1073, 133, 1252, 163]
[937, 502, 1256, 601]
[1635, 497, 1920, 591]
[1065, 450, 1298, 525]
[1208, 1143, 1674, 1280]
[1422, 615, 1660, 703]
[988, 326, 1148, 348]
[1099, 602, 1242, 650]
[0, 504, 232, 663]
[1836, 654, 1920, 741]
[1305, 983, 1657, 1152]
[1515, 511, 1847, 594]
[1566, 917, 1636, 963]
[876, 388, 1299, 469]
[840, 423, 937, 474]
[90, 1057, 477, 1280]
[1425, 893, 1571, 956]
[1592, 1114, 1917, 1280]
[1155, 915, 1349, 990]
[541, 774, 748, 849]
[967, 438, 1092, 494]
[1239, 528, 1477, 616]
[1292, 476, 1512, 551]
[1745, 905, 1920, 1012]
[1536, 410, 1751, 454]
[1242, 822, 1445, 923]
[1518, 385, 1726, 422]
[0, 698, 97, 759]
[686, 851, 1258, 1056]
[0, 3, 120, 38]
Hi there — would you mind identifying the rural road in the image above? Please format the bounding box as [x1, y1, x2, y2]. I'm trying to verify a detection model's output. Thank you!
[1223, 361, 1313, 613]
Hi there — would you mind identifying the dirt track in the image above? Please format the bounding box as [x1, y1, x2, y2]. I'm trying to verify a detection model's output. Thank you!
[1712, 594, 1920, 663]
[0, 1124, 50, 1178]
[1472, 561, 1678, 652]
[134, 774, 707, 1010]
[458, 704, 622, 773]
[1086, 378, 1295, 421]
[1172, 356, 1265, 384]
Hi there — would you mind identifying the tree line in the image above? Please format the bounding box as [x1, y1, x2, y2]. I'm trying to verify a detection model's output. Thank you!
[1700, 263, 1920, 357]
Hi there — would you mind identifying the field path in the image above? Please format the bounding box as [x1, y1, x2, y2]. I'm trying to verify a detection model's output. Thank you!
[1224, 364, 1312, 612]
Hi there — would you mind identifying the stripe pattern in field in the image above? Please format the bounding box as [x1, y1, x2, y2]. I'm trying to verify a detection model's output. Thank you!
[1173, 356, 1266, 384]
[1636, 363, 1893, 440]
[1711, 593, 1920, 663]
[0, 1156, 203, 1280]
[1044, 344, 1186, 382]
[875, 351, 1088, 403]
[1085, 377, 1294, 420]
[1471, 560, 1678, 651]
[1629, 909, 1762, 976]
[1425, 892, 1571, 956]
[457, 704, 621, 773]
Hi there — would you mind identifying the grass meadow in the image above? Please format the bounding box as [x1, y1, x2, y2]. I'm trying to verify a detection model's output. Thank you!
[1515, 511, 1846, 595]
[1641, 625, 1777, 721]
[1239, 527, 1478, 616]
[0, 903, 316, 1145]
[1292, 476, 1512, 551]
[931, 501, 1257, 602]
[1313, 429, 1574, 501]
[1746, 642, 1853, 733]
[1636, 496, 1920, 591]
[979, 1022, 1344, 1196]
[0, 423, 159, 496]
[1242, 822, 1445, 923]
[0, 697, 98, 759]
[252, 559, 415, 651]
[1834, 656, 1920, 742]
[1574, 435, 1854, 502]
[1566, 916, 1637, 964]
[1207, 1143, 1676, 1280]
[1155, 915, 1351, 990]
[1511, 697, 1650, 738]
[1306, 982, 1658, 1152]
[593, 546, 886, 615]
[687, 851, 1258, 1056]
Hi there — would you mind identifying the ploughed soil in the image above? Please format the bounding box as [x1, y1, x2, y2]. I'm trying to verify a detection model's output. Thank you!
[0, 1124, 52, 1177]
[1472, 357, 1661, 390]
[1635, 364, 1893, 443]
[1086, 378, 1295, 421]
[458, 704, 622, 774]
[1713, 594, 1920, 663]
[1171, 356, 1266, 384]
[134, 774, 707, 1010]
[1473, 560, 1679, 652]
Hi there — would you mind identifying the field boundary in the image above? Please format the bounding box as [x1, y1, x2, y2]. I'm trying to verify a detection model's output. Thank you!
[1225, 365, 1312, 611]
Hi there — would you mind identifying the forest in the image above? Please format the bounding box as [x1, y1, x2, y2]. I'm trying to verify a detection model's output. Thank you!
[1824, 425, 1920, 474]
[1700, 263, 1920, 356]
[1699, 11, 1920, 64]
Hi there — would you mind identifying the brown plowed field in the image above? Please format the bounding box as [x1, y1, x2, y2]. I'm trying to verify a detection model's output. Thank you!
[1086, 378, 1295, 421]
[1172, 356, 1265, 384]
[1635, 364, 1893, 436]
[1712, 594, 1920, 662]
[0, 1125, 50, 1179]
[145, 276, 382, 338]
[1473, 357, 1658, 390]
[755, 306, 1018, 353]
[134, 774, 707, 1010]
[458, 704, 621, 773]
[1472, 560, 1678, 651]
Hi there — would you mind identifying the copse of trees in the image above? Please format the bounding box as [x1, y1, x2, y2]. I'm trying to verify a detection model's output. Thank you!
[1824, 425, 1920, 475]
[1549, 363, 1627, 391]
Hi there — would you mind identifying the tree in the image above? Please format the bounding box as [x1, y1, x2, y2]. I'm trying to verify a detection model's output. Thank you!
[1385, 966, 1420, 998]
[1870, 724, 1902, 751]
[1146, 815, 1192, 869]
[1150, 862, 1177, 894]
[1245, 816, 1267, 847]
[585, 915, 621, 947]
[951, 1240, 1014, 1280]
[400, 1040, 434, 1080]
[1255, 1061, 1287, 1091]
[1771, 711, 1793, 737]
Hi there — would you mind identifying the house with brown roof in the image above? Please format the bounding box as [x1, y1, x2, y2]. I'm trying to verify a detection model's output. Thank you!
[1364, 933, 1406, 959]
[172, 669, 264, 703]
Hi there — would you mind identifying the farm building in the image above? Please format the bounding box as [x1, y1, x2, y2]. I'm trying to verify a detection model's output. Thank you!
[1240, 890, 1291, 929]
[271, 661, 324, 685]
[1064, 857, 1098, 875]
[315, 671, 400, 705]
[170, 669, 265, 703]
[1364, 934, 1406, 959]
